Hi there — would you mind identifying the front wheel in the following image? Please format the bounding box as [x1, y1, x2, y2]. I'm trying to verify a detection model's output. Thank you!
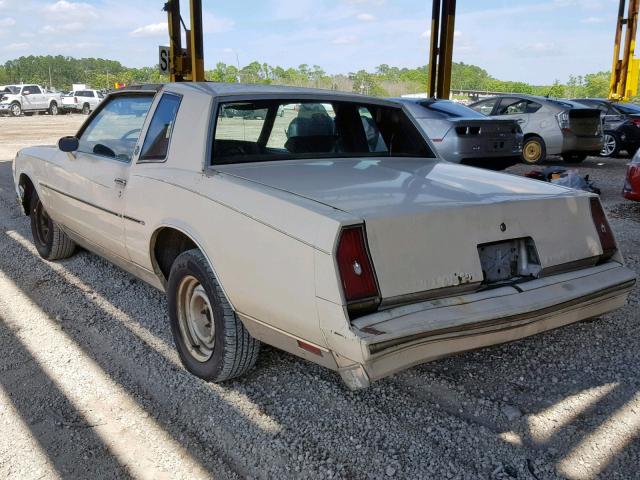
[10, 102, 21, 117]
[168, 249, 260, 382]
[522, 137, 546, 165]
[49, 102, 58, 116]
[600, 132, 620, 157]
[29, 191, 76, 260]
[561, 152, 587, 163]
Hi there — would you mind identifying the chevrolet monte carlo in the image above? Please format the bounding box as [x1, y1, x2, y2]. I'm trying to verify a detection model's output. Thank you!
[12, 83, 636, 389]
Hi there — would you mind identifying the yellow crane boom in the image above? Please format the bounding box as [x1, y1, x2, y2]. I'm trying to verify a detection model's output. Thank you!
[609, 0, 640, 101]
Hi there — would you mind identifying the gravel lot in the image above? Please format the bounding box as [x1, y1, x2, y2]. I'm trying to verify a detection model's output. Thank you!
[0, 113, 638, 479]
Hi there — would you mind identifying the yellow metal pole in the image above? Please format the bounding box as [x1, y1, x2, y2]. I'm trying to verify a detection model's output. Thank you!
[165, 0, 184, 82]
[427, 0, 441, 97]
[189, 0, 205, 82]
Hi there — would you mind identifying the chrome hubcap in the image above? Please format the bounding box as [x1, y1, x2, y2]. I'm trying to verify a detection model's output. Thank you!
[11, 105, 20, 116]
[177, 275, 215, 362]
[601, 134, 616, 156]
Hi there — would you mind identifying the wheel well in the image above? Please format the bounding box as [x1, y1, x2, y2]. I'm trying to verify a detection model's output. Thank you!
[18, 174, 35, 215]
[151, 227, 197, 282]
[523, 133, 543, 142]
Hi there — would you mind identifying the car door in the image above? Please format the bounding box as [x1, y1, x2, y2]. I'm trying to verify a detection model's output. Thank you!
[46, 93, 155, 259]
[492, 97, 532, 131]
[21, 85, 40, 111]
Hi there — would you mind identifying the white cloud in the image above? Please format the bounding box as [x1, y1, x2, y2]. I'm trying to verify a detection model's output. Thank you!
[420, 29, 430, 39]
[3, 42, 29, 51]
[332, 35, 358, 45]
[202, 12, 234, 34]
[44, 1, 98, 21]
[356, 13, 376, 22]
[0, 16, 14, 27]
[581, 16, 606, 24]
[131, 22, 168, 38]
[41, 22, 85, 33]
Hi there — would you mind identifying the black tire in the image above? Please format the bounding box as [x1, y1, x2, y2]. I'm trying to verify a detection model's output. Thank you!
[49, 102, 59, 116]
[82, 103, 90, 115]
[10, 102, 21, 117]
[561, 152, 588, 163]
[29, 190, 76, 260]
[522, 136, 546, 165]
[600, 132, 620, 157]
[168, 249, 260, 382]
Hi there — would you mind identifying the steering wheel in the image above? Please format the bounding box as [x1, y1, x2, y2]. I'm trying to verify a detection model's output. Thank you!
[120, 128, 141, 140]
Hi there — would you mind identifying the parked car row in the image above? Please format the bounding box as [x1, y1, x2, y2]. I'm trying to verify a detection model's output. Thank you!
[12, 83, 636, 389]
[61, 89, 104, 114]
[0, 84, 62, 116]
[0, 84, 104, 116]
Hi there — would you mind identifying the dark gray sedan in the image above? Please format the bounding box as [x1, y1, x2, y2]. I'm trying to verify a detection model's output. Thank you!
[394, 98, 523, 169]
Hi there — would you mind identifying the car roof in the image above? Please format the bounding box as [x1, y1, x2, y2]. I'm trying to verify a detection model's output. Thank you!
[116, 82, 400, 106]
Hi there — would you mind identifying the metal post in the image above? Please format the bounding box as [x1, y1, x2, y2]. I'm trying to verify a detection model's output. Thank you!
[427, 0, 456, 99]
[427, 0, 441, 97]
[189, 0, 205, 81]
[165, 0, 184, 82]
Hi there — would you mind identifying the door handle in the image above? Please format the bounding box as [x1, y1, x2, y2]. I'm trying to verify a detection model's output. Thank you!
[114, 178, 127, 187]
[516, 119, 526, 124]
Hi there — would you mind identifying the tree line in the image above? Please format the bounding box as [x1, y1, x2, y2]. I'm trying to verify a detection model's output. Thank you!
[0, 55, 613, 99]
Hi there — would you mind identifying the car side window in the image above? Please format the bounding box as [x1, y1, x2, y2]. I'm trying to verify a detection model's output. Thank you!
[496, 98, 529, 115]
[470, 98, 497, 115]
[139, 93, 182, 162]
[77, 94, 154, 163]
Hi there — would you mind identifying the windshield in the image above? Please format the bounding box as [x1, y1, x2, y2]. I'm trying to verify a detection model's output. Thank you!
[421, 100, 485, 118]
[3, 86, 20, 94]
[616, 103, 640, 114]
[212, 99, 434, 165]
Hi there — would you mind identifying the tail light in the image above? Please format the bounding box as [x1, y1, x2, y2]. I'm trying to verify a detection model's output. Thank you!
[455, 126, 481, 136]
[631, 118, 640, 127]
[556, 111, 571, 132]
[589, 197, 617, 261]
[336, 225, 380, 317]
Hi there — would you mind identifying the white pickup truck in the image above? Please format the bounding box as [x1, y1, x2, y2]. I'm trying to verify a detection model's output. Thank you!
[61, 89, 105, 114]
[0, 84, 62, 117]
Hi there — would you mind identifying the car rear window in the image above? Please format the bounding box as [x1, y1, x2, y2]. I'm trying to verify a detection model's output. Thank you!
[421, 100, 485, 118]
[212, 99, 434, 165]
[616, 103, 640, 114]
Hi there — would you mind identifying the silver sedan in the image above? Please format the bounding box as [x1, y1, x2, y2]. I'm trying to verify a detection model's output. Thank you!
[395, 98, 523, 169]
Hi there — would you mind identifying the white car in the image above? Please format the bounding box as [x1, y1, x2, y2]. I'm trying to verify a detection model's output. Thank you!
[61, 89, 105, 114]
[0, 84, 62, 116]
[12, 83, 636, 389]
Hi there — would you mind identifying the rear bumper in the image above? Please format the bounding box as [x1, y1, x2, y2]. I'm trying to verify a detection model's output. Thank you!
[339, 262, 635, 389]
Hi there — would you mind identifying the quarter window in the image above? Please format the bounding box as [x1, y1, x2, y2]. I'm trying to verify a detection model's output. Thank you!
[139, 93, 182, 161]
[77, 94, 154, 162]
[470, 98, 497, 115]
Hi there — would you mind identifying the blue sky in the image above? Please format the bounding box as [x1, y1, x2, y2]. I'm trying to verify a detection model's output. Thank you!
[0, 0, 620, 84]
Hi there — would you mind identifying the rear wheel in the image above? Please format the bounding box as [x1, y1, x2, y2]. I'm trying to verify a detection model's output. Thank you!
[522, 136, 546, 165]
[561, 152, 587, 163]
[49, 102, 58, 116]
[168, 249, 260, 382]
[82, 103, 90, 115]
[10, 102, 21, 117]
[29, 191, 76, 260]
[600, 132, 620, 157]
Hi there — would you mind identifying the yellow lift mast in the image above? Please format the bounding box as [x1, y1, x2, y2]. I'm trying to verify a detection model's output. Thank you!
[609, 0, 640, 101]
[163, 0, 205, 82]
[427, 0, 456, 99]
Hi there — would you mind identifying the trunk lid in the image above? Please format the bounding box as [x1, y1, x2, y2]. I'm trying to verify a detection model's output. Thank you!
[217, 159, 602, 300]
[569, 108, 601, 136]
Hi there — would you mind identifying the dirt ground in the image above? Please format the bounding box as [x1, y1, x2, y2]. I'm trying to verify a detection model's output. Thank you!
[0, 112, 639, 479]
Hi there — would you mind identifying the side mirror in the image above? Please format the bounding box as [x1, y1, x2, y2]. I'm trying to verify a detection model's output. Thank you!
[22, 91, 30, 96]
[58, 136, 79, 153]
